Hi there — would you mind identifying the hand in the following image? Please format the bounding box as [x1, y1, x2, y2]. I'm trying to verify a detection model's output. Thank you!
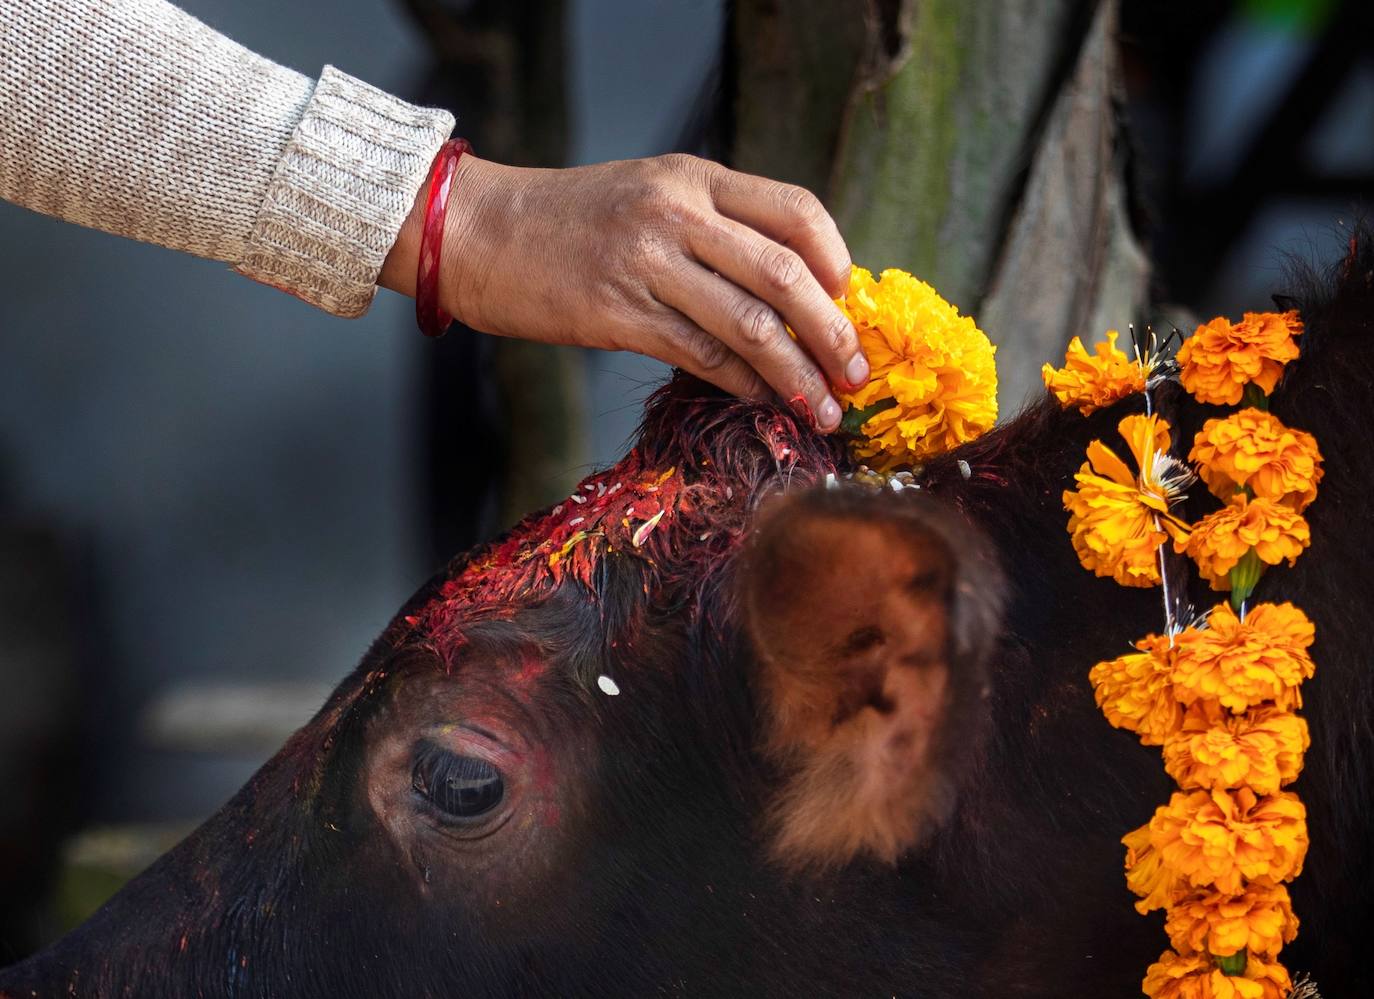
[380, 153, 868, 431]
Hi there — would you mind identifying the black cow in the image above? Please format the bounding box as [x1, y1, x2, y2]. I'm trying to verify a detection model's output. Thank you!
[3, 234, 1372, 997]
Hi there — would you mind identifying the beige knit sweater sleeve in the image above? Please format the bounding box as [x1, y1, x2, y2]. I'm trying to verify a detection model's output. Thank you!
[1, 0, 455, 317]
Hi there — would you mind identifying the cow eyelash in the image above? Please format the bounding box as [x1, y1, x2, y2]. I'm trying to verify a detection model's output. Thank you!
[410, 742, 506, 823]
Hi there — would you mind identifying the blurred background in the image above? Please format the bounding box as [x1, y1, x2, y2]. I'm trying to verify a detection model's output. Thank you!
[0, 0, 1369, 961]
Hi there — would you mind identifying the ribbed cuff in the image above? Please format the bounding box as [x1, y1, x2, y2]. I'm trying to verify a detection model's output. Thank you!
[236, 65, 455, 318]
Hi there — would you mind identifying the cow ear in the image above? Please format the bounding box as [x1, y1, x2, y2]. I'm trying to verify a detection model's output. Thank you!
[740, 485, 1003, 870]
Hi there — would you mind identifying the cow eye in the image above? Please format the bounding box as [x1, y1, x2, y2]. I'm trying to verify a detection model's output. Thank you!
[411, 743, 505, 820]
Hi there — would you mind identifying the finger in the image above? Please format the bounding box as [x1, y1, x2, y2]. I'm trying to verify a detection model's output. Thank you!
[708, 170, 852, 299]
[686, 213, 868, 392]
[642, 307, 772, 402]
[655, 259, 843, 431]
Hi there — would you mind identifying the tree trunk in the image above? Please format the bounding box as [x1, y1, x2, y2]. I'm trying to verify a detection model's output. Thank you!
[407, 0, 589, 547]
[730, 0, 1149, 413]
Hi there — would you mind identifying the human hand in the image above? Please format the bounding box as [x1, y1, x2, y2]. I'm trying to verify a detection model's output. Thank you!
[380, 153, 867, 431]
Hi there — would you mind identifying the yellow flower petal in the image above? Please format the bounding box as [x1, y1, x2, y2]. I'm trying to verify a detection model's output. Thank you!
[1143, 949, 1292, 999]
[1064, 414, 1189, 587]
[1162, 701, 1308, 794]
[1042, 330, 1148, 414]
[1170, 603, 1315, 713]
[1177, 495, 1309, 589]
[1164, 883, 1298, 959]
[1125, 821, 1187, 914]
[1149, 787, 1308, 896]
[1090, 632, 1182, 745]
[836, 268, 998, 469]
[1190, 408, 1323, 510]
[1177, 312, 1302, 406]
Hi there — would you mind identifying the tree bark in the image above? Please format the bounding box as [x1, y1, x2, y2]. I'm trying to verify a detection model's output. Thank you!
[731, 0, 1149, 412]
[407, 0, 590, 545]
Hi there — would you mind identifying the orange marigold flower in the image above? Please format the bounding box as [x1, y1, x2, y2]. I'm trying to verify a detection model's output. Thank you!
[1149, 787, 1308, 895]
[1189, 408, 1323, 510]
[1064, 413, 1192, 587]
[1162, 702, 1308, 794]
[1143, 949, 1292, 999]
[1042, 330, 1147, 415]
[1177, 311, 1302, 406]
[1164, 883, 1298, 959]
[1176, 495, 1309, 589]
[1090, 632, 1182, 745]
[1171, 603, 1315, 713]
[1125, 821, 1187, 914]
[836, 267, 998, 469]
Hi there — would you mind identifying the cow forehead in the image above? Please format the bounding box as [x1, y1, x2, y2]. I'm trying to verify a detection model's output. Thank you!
[396, 395, 843, 665]
[407, 448, 691, 641]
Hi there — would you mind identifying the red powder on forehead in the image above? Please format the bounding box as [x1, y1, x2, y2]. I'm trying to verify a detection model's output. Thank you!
[402, 379, 850, 655]
[409, 447, 690, 639]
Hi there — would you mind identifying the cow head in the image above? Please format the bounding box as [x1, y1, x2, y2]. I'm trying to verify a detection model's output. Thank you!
[0, 376, 1006, 997]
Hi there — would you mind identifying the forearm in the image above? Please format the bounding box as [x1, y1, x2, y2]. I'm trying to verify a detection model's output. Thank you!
[0, 0, 453, 317]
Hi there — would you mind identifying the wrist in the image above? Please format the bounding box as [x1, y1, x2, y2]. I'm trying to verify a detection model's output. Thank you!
[436, 152, 498, 330]
[378, 151, 499, 332]
[378, 176, 426, 297]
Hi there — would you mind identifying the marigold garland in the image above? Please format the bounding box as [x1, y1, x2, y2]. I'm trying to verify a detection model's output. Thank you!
[1063, 413, 1192, 587]
[1148, 787, 1308, 895]
[1165, 883, 1299, 959]
[1177, 312, 1302, 407]
[1042, 329, 1149, 414]
[1050, 311, 1319, 996]
[1089, 631, 1181, 744]
[1179, 498, 1310, 591]
[1189, 410, 1323, 511]
[1162, 702, 1308, 795]
[834, 267, 998, 469]
[1170, 604, 1315, 714]
[1143, 949, 1293, 999]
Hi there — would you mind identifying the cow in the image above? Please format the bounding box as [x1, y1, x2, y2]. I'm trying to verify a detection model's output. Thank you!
[2, 232, 1372, 998]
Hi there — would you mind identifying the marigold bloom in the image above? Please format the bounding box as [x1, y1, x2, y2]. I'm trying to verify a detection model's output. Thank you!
[1177, 495, 1309, 589]
[836, 267, 998, 469]
[1142, 949, 1292, 999]
[1090, 632, 1182, 745]
[1125, 821, 1187, 914]
[1042, 330, 1147, 415]
[1064, 413, 1192, 587]
[1177, 311, 1302, 406]
[1164, 883, 1298, 959]
[1149, 787, 1308, 895]
[1162, 702, 1308, 793]
[1189, 409, 1323, 510]
[1171, 602, 1315, 713]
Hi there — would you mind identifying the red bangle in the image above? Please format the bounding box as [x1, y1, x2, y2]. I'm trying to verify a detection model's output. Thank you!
[415, 138, 472, 338]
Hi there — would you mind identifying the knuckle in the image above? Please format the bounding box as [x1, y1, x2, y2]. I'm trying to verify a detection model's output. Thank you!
[636, 228, 680, 269]
[824, 311, 855, 353]
[657, 152, 697, 174]
[761, 248, 805, 295]
[780, 184, 825, 224]
[793, 366, 827, 404]
[684, 329, 732, 372]
[638, 181, 678, 221]
[733, 299, 782, 350]
[596, 271, 641, 316]
[659, 152, 719, 187]
[831, 247, 854, 282]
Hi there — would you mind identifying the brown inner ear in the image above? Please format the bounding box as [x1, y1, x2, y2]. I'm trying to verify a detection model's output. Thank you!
[743, 493, 986, 870]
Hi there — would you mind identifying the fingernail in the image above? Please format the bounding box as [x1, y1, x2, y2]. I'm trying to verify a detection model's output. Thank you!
[818, 396, 842, 431]
[845, 352, 869, 387]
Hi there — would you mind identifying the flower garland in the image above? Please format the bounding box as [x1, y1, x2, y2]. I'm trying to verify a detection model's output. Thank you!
[1044, 311, 1321, 998]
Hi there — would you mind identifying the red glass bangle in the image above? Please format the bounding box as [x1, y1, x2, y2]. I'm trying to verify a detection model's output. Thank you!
[416, 137, 472, 338]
